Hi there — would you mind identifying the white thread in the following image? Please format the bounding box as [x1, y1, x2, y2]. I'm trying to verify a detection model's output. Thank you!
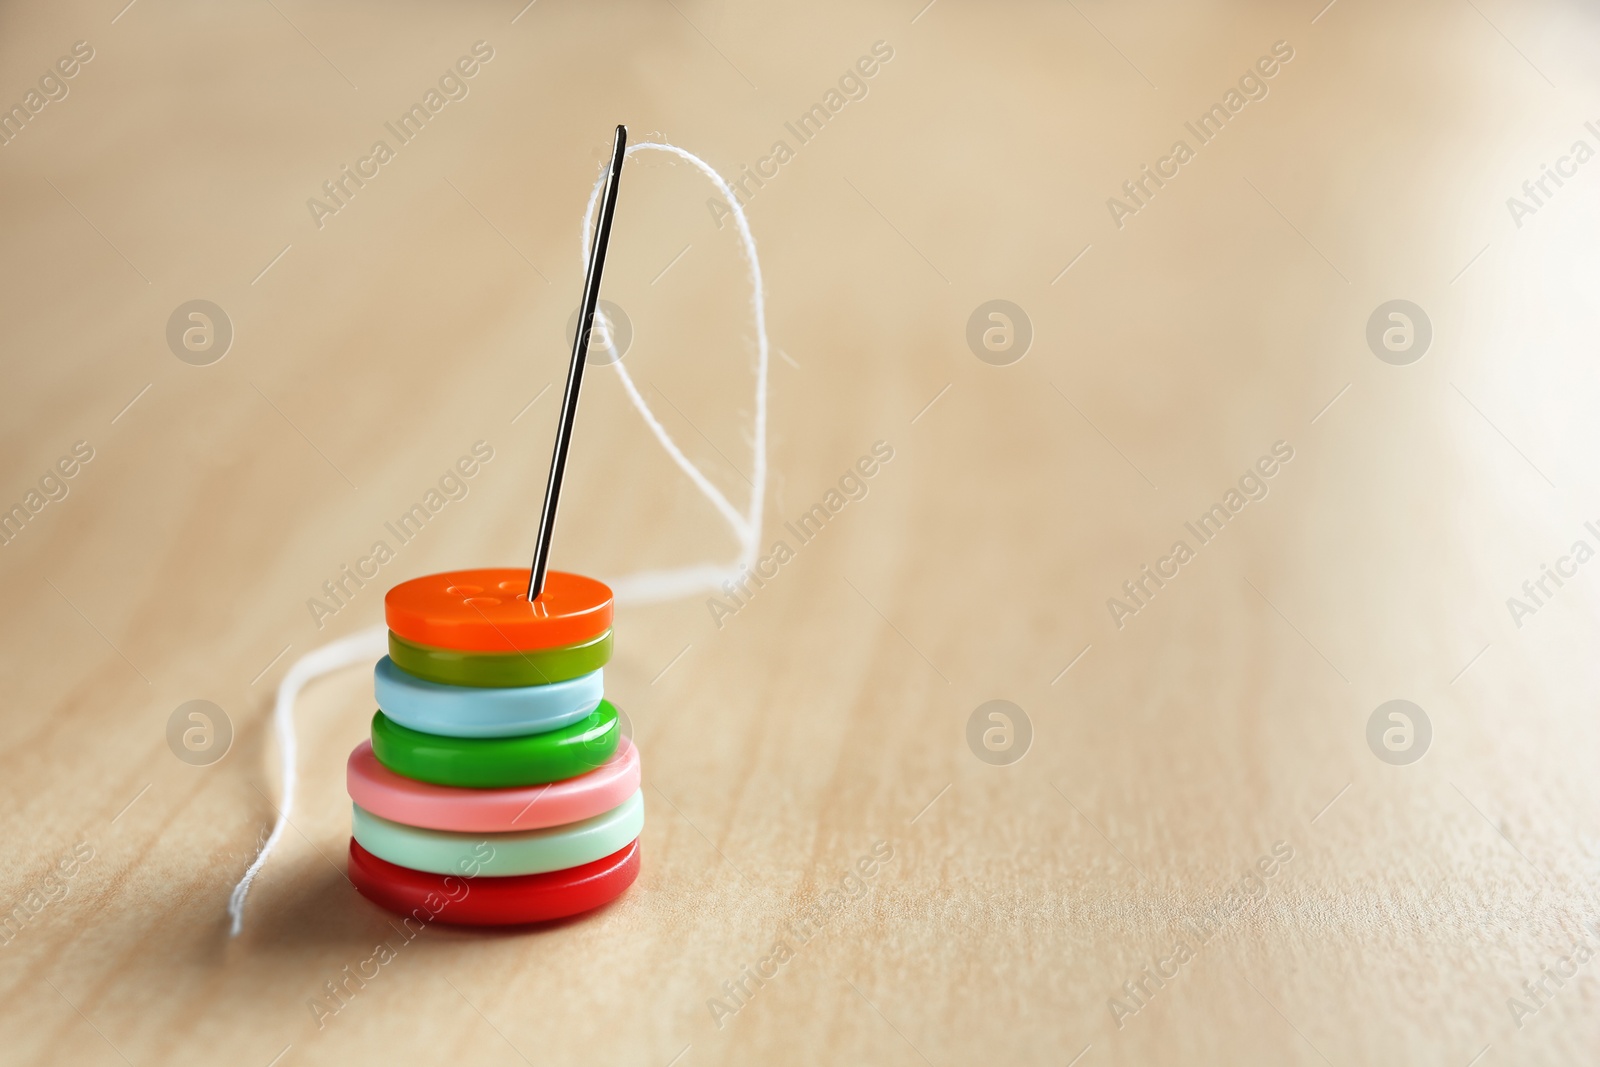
[226, 624, 387, 935]
[585, 140, 771, 599]
[227, 141, 770, 934]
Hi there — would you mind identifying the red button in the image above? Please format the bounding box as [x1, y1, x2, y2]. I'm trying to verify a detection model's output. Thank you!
[348, 838, 639, 925]
[385, 569, 613, 653]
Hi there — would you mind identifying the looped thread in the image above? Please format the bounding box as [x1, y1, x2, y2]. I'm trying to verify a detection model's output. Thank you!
[586, 141, 769, 601]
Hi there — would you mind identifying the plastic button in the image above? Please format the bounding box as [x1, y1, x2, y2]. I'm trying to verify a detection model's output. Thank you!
[387, 630, 612, 688]
[351, 789, 643, 876]
[369, 701, 620, 788]
[374, 657, 603, 738]
[348, 837, 640, 925]
[386, 568, 613, 653]
[347, 736, 641, 832]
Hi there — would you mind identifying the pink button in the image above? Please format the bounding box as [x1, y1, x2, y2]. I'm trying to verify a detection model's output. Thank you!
[346, 735, 640, 832]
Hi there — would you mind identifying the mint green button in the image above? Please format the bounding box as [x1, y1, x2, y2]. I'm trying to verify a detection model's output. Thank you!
[352, 789, 643, 876]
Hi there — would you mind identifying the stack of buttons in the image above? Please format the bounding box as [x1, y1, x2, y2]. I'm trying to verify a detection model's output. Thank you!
[345, 568, 642, 925]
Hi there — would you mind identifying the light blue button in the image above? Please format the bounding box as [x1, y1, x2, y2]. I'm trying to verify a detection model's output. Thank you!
[374, 656, 602, 738]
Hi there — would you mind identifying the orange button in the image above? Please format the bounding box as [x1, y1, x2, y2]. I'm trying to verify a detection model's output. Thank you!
[385, 569, 613, 653]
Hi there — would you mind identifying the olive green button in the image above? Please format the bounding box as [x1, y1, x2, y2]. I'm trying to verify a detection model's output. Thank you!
[370, 701, 621, 788]
[387, 629, 612, 687]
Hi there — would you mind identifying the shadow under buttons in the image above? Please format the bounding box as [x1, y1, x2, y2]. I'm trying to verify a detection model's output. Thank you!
[387, 630, 612, 688]
[369, 702, 620, 788]
[351, 788, 644, 876]
[348, 837, 640, 926]
[385, 568, 612, 653]
[375, 656, 603, 738]
[347, 735, 641, 832]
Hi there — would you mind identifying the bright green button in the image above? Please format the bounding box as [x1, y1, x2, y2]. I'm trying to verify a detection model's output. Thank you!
[370, 701, 621, 788]
[387, 629, 612, 687]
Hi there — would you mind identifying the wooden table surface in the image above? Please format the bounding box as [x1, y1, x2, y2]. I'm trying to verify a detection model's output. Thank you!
[3, 1, 1599, 1064]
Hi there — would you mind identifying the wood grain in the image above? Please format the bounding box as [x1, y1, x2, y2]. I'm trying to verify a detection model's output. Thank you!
[2, 1, 1599, 1064]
